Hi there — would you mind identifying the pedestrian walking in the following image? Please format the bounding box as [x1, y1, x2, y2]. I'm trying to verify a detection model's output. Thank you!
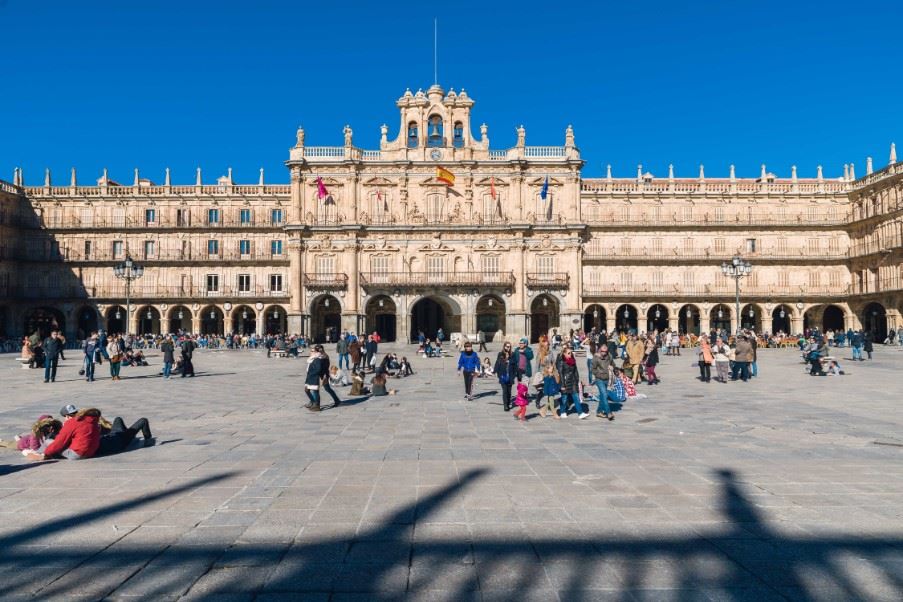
[539, 365, 561, 419]
[303, 349, 325, 412]
[349, 337, 362, 372]
[697, 335, 713, 383]
[494, 342, 516, 411]
[512, 338, 534, 383]
[161, 335, 175, 379]
[643, 335, 660, 385]
[625, 334, 645, 384]
[533, 337, 557, 409]
[316, 345, 342, 407]
[457, 341, 480, 401]
[513, 382, 529, 422]
[106, 334, 122, 381]
[83, 333, 101, 382]
[863, 331, 874, 360]
[477, 329, 488, 352]
[731, 334, 753, 381]
[590, 345, 615, 420]
[42, 330, 62, 383]
[556, 347, 587, 418]
[180, 337, 196, 377]
[711, 336, 731, 382]
[336, 334, 350, 370]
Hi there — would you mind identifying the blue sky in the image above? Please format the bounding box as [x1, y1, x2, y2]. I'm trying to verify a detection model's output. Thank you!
[2, 0, 901, 184]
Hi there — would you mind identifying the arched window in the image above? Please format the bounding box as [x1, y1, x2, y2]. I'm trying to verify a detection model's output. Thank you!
[407, 122, 418, 148]
[452, 121, 464, 148]
[427, 115, 444, 147]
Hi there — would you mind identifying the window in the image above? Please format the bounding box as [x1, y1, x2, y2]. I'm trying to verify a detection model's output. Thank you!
[84, 240, 92, 259]
[271, 209, 284, 225]
[238, 274, 251, 293]
[715, 237, 726, 253]
[371, 191, 389, 224]
[112, 240, 123, 258]
[777, 237, 788, 253]
[427, 255, 445, 274]
[652, 237, 663, 253]
[407, 121, 418, 148]
[144, 240, 155, 259]
[452, 121, 464, 148]
[652, 271, 663, 288]
[271, 240, 283, 256]
[778, 271, 789, 287]
[807, 206, 818, 222]
[482, 194, 501, 223]
[270, 274, 283, 292]
[370, 256, 389, 283]
[426, 193, 445, 223]
[620, 272, 632, 287]
[829, 272, 841, 288]
[714, 207, 725, 222]
[207, 209, 220, 225]
[681, 205, 693, 222]
[112, 207, 125, 228]
[537, 255, 554, 274]
[239, 239, 251, 256]
[81, 208, 94, 227]
[207, 239, 219, 256]
[745, 238, 757, 253]
[683, 271, 695, 287]
[619, 237, 631, 253]
[807, 238, 820, 254]
[240, 208, 252, 225]
[828, 237, 839, 253]
[177, 209, 190, 227]
[206, 274, 219, 292]
[482, 255, 500, 274]
[809, 271, 821, 288]
[181, 240, 190, 259]
[427, 114, 444, 147]
[316, 255, 334, 275]
[683, 237, 694, 251]
[145, 209, 156, 225]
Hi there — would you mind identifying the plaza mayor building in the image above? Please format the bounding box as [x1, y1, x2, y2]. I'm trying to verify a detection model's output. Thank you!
[1, 84, 901, 343]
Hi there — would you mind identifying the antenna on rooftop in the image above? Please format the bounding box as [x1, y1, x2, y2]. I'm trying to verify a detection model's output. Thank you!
[434, 18, 438, 85]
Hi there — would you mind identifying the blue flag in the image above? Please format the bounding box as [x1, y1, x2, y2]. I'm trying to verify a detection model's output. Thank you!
[540, 176, 549, 201]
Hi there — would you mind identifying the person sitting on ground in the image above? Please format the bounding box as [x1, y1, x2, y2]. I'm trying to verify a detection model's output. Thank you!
[328, 364, 351, 387]
[370, 369, 397, 396]
[480, 356, 494, 378]
[97, 417, 153, 456]
[350, 369, 370, 396]
[27, 405, 102, 461]
[0, 414, 63, 454]
[397, 356, 414, 377]
[826, 359, 844, 376]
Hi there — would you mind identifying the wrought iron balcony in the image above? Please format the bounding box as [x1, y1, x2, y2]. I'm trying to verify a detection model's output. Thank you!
[303, 273, 349, 290]
[526, 272, 570, 289]
[360, 271, 515, 289]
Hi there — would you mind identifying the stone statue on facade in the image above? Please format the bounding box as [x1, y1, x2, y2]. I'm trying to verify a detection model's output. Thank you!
[516, 125, 525, 147]
[295, 127, 305, 148]
[343, 125, 353, 146]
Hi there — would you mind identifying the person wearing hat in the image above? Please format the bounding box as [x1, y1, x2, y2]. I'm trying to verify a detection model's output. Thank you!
[731, 334, 753, 382]
[29, 405, 101, 461]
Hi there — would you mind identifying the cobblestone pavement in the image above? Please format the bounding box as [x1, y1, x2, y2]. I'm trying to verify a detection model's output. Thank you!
[1, 344, 902, 601]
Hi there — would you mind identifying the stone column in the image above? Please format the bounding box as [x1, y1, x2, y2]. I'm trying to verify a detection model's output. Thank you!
[290, 166, 302, 223]
[191, 313, 202, 334]
[790, 316, 804, 335]
[507, 239, 529, 341]
[699, 313, 711, 333]
[255, 307, 265, 337]
[668, 313, 679, 333]
[287, 237, 304, 334]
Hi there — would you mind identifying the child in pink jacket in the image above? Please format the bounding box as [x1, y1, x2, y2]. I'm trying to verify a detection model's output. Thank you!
[513, 382, 530, 421]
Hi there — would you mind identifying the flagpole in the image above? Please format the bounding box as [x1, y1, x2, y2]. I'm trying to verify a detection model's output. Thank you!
[434, 18, 438, 85]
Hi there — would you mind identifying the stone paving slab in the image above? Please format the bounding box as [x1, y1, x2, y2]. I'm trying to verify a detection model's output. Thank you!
[1, 344, 902, 600]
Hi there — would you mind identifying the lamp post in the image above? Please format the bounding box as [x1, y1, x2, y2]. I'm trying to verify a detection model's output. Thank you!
[113, 254, 144, 336]
[721, 255, 752, 335]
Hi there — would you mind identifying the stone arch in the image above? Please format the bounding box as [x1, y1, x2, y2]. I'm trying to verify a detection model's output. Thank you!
[75, 305, 99, 339]
[584, 304, 606, 333]
[710, 303, 732, 333]
[231, 305, 257, 336]
[105, 305, 127, 335]
[135, 305, 162, 335]
[200, 305, 224, 336]
[23, 306, 65, 339]
[822, 304, 845, 332]
[646, 304, 669, 333]
[861, 302, 887, 341]
[740, 303, 764, 332]
[309, 294, 342, 342]
[614, 303, 639, 333]
[366, 295, 397, 342]
[679, 304, 701, 335]
[167, 305, 192, 334]
[410, 294, 462, 343]
[530, 294, 560, 343]
[771, 304, 794, 334]
[476, 294, 505, 342]
[263, 305, 287, 335]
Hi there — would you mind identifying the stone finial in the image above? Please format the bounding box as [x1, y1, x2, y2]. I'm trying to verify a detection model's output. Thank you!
[44, 168, 51, 187]
[380, 124, 388, 146]
[196, 167, 202, 186]
[227, 167, 233, 184]
[480, 123, 488, 142]
[99, 167, 109, 186]
[698, 164, 705, 181]
[890, 142, 897, 164]
[13, 167, 21, 186]
[817, 165, 823, 181]
[637, 164, 643, 180]
[867, 156, 873, 174]
[729, 164, 736, 181]
[760, 164, 767, 180]
[668, 164, 674, 180]
[606, 164, 612, 180]
[516, 125, 525, 147]
[791, 165, 798, 181]
[843, 164, 849, 180]
[295, 126, 305, 148]
[134, 168, 140, 186]
[343, 124, 353, 147]
[565, 124, 575, 148]
[849, 163, 856, 180]
[259, 168, 265, 186]
[70, 167, 77, 187]
[164, 167, 171, 186]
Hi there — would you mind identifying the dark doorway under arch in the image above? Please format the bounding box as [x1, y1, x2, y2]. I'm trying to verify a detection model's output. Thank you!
[411, 297, 446, 342]
[24, 307, 65, 339]
[366, 296, 397, 342]
[862, 302, 887, 341]
[823, 305, 845, 331]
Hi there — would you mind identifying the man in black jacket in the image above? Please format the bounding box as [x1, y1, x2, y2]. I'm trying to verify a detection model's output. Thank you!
[42, 330, 62, 383]
[180, 338, 197, 377]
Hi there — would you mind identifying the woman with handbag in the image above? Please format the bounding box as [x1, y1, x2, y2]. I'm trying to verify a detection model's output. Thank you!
[107, 334, 123, 381]
[494, 342, 516, 411]
[533, 337, 556, 409]
[556, 347, 587, 418]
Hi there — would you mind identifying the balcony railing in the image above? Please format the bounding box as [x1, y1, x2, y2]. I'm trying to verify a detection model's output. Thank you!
[39, 217, 284, 230]
[582, 284, 850, 298]
[360, 271, 515, 288]
[303, 273, 349, 290]
[526, 272, 570, 289]
[24, 184, 291, 198]
[9, 284, 290, 300]
[849, 278, 903, 295]
[582, 249, 849, 261]
[581, 178, 849, 195]
[58, 249, 289, 263]
[581, 211, 849, 227]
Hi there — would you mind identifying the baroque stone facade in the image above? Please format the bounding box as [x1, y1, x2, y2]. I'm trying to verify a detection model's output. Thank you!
[1, 86, 901, 342]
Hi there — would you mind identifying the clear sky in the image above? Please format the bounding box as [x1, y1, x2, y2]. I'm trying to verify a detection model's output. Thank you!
[2, 0, 901, 184]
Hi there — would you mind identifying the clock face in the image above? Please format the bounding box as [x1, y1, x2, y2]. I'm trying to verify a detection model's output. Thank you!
[430, 149, 442, 161]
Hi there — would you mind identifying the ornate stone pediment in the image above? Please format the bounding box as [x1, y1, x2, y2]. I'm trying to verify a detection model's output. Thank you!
[527, 176, 564, 186]
[420, 177, 451, 187]
[363, 177, 394, 187]
[474, 177, 508, 187]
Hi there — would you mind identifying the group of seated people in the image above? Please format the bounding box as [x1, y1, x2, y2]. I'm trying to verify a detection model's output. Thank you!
[801, 336, 845, 376]
[325, 363, 407, 397]
[419, 339, 444, 358]
[0, 404, 153, 461]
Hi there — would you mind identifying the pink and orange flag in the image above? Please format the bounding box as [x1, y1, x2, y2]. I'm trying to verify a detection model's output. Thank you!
[316, 176, 329, 200]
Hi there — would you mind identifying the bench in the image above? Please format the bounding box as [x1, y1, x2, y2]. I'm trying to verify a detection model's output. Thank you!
[270, 349, 288, 358]
[16, 357, 32, 369]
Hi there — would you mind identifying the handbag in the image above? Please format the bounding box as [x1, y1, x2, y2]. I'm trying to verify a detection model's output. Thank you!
[500, 372, 511, 385]
[110, 354, 122, 363]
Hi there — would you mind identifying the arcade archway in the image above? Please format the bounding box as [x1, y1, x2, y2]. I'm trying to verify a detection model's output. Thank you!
[201, 305, 224, 335]
[615, 304, 638, 333]
[263, 305, 286, 334]
[136, 305, 161, 335]
[366, 295, 397, 342]
[583, 304, 606, 333]
[710, 304, 732, 333]
[24, 307, 65, 339]
[105, 306, 126, 335]
[311, 294, 341, 342]
[771, 305, 792, 334]
[410, 296, 459, 342]
[231, 305, 257, 335]
[76, 306, 99, 339]
[646, 304, 668, 332]
[530, 294, 559, 343]
[476, 295, 505, 341]
[862, 302, 887, 341]
[168, 305, 191, 334]
[740, 304, 761, 332]
[823, 304, 845, 331]
[679, 304, 701, 335]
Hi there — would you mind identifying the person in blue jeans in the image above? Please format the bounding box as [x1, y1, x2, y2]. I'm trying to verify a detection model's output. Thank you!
[83, 333, 100, 382]
[851, 330, 863, 361]
[599, 369, 627, 420]
[590, 346, 616, 420]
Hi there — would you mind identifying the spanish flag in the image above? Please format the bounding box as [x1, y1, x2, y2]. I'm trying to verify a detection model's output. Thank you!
[436, 167, 455, 186]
